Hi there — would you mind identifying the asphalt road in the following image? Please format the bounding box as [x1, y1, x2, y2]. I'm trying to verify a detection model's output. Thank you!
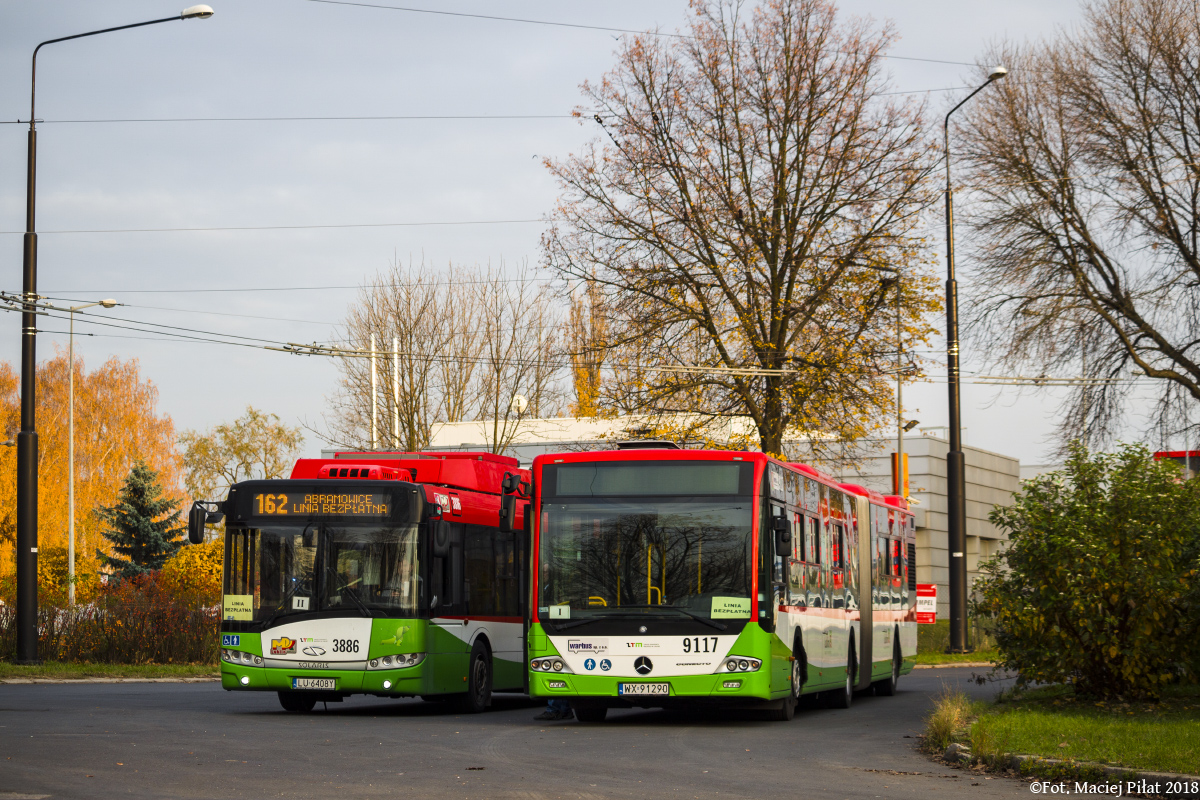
[0, 668, 1028, 800]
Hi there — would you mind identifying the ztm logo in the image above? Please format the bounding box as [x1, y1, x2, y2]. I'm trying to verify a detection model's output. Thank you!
[626, 642, 643, 648]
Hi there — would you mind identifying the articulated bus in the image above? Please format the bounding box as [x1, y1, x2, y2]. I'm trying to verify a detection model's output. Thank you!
[192, 452, 531, 713]
[521, 444, 916, 721]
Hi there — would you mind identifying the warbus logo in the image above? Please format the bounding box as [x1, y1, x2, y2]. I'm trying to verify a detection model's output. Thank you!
[567, 639, 608, 654]
[302, 646, 326, 657]
[634, 656, 653, 675]
[271, 637, 297, 655]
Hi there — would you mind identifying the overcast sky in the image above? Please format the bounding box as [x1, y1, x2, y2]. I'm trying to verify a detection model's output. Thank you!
[2, 0, 1118, 467]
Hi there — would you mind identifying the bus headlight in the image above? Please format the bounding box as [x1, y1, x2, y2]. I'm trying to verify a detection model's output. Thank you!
[715, 657, 761, 673]
[367, 653, 424, 670]
[529, 658, 572, 674]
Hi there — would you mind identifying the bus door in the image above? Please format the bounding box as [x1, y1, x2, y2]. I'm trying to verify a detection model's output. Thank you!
[428, 519, 467, 689]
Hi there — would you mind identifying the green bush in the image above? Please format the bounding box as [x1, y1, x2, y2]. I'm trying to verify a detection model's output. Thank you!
[974, 443, 1200, 699]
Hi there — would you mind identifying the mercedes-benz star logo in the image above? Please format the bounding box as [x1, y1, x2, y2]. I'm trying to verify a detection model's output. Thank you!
[634, 656, 653, 675]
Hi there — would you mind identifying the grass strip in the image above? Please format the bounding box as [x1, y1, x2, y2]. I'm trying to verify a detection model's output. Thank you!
[972, 685, 1200, 776]
[0, 661, 218, 680]
[914, 649, 998, 666]
[923, 683, 1200, 777]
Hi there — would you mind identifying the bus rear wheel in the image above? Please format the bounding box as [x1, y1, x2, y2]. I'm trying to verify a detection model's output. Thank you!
[456, 639, 492, 714]
[874, 639, 901, 697]
[827, 644, 855, 709]
[277, 691, 317, 713]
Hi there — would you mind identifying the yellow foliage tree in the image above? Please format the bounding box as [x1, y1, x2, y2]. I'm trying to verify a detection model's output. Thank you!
[0, 352, 182, 582]
[159, 539, 223, 605]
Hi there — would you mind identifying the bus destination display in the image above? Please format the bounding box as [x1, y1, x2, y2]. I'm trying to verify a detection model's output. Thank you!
[251, 492, 390, 517]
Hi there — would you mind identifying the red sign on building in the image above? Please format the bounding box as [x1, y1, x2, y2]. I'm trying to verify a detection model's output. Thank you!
[916, 583, 937, 624]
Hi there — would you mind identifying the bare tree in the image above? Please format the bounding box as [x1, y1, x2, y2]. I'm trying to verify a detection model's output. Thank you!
[473, 264, 563, 453]
[325, 261, 564, 455]
[543, 0, 940, 455]
[326, 260, 465, 451]
[960, 0, 1200, 450]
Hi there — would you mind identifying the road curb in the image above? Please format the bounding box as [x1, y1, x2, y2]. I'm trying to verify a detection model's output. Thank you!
[944, 743, 1200, 786]
[0, 676, 220, 684]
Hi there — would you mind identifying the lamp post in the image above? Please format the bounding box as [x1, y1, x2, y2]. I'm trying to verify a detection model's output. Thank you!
[943, 65, 1007, 653]
[66, 300, 118, 606]
[14, 5, 214, 664]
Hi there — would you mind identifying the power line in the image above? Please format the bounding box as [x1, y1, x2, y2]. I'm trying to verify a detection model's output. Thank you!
[0, 86, 974, 126]
[1, 114, 578, 125]
[298, 0, 980, 67]
[0, 218, 542, 235]
[33, 274, 555, 296]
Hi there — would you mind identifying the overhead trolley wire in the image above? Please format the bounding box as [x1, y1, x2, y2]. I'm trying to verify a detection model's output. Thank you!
[298, 0, 981, 67]
[0, 218, 542, 235]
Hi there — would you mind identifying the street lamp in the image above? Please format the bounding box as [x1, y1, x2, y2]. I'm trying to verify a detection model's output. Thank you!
[943, 65, 1007, 653]
[66, 300, 119, 606]
[14, 6, 214, 664]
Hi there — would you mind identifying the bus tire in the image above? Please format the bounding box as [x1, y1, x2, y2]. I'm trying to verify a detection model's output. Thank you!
[458, 639, 493, 714]
[574, 705, 607, 723]
[874, 637, 901, 697]
[790, 635, 807, 704]
[827, 644, 855, 709]
[277, 691, 317, 713]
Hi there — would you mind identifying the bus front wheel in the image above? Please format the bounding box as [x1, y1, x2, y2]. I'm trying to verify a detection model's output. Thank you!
[277, 691, 317, 713]
[457, 639, 493, 713]
[573, 705, 607, 723]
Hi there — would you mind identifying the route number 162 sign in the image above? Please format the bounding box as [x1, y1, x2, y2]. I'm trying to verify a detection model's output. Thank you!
[916, 584, 938, 624]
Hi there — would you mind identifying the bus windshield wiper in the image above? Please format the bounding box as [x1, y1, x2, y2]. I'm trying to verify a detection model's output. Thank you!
[331, 571, 376, 618]
[552, 606, 726, 631]
[615, 605, 727, 631]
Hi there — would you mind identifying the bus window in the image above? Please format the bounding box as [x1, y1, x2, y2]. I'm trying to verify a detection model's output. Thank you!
[466, 525, 496, 616]
[808, 517, 820, 564]
[892, 539, 903, 578]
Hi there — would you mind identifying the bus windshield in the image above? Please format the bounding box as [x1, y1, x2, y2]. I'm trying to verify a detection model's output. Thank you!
[537, 499, 753, 623]
[224, 522, 421, 624]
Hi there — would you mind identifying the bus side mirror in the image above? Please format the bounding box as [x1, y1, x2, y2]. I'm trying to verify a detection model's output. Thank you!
[188, 501, 224, 545]
[499, 472, 518, 533]
[431, 519, 450, 558]
[771, 516, 791, 556]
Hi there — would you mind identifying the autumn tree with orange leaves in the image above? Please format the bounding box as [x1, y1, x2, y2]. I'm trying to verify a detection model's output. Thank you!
[0, 352, 182, 599]
[543, 0, 941, 456]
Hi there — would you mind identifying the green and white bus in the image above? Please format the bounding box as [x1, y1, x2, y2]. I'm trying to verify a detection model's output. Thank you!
[521, 444, 916, 721]
[193, 452, 531, 713]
